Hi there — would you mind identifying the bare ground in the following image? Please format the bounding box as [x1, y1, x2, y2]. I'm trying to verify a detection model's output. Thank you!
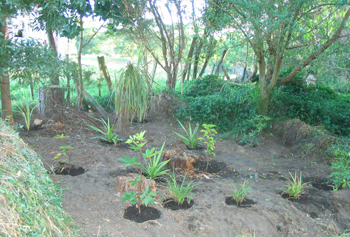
[18, 111, 350, 237]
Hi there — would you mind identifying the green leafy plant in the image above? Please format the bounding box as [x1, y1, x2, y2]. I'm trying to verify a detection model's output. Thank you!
[143, 142, 171, 179]
[239, 115, 272, 147]
[53, 145, 74, 164]
[283, 171, 308, 199]
[173, 119, 200, 148]
[199, 124, 217, 171]
[330, 149, 350, 190]
[166, 171, 198, 205]
[118, 131, 157, 213]
[14, 89, 37, 131]
[229, 180, 252, 205]
[87, 118, 122, 144]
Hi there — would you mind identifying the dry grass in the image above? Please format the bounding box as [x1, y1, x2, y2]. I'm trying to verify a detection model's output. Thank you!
[0, 120, 78, 236]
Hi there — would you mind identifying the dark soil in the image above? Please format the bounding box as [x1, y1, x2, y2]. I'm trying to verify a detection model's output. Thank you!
[225, 196, 257, 207]
[53, 163, 85, 176]
[16, 111, 350, 237]
[163, 198, 194, 210]
[123, 205, 161, 223]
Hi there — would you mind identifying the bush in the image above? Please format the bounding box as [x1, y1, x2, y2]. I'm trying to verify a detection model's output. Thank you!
[276, 82, 350, 136]
[176, 79, 257, 132]
[183, 74, 227, 97]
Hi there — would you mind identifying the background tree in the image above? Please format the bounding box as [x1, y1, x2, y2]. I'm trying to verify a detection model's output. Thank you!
[206, 0, 350, 113]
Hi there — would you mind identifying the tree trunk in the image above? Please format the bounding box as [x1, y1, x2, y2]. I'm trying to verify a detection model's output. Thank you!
[215, 49, 229, 74]
[182, 37, 197, 82]
[241, 42, 249, 82]
[47, 27, 59, 85]
[77, 16, 87, 110]
[0, 20, 14, 125]
[65, 54, 71, 102]
[192, 40, 204, 80]
[222, 66, 230, 80]
[97, 56, 113, 91]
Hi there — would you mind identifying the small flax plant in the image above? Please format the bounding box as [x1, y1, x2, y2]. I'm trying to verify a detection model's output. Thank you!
[173, 119, 200, 149]
[143, 142, 171, 179]
[283, 171, 308, 199]
[229, 180, 252, 205]
[199, 124, 217, 171]
[118, 131, 157, 213]
[88, 118, 122, 144]
[14, 89, 37, 131]
[166, 170, 198, 205]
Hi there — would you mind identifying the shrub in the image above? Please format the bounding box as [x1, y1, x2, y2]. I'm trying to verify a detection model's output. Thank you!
[183, 74, 226, 97]
[330, 149, 350, 190]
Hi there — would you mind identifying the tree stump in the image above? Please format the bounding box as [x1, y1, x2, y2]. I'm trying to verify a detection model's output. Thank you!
[38, 86, 65, 121]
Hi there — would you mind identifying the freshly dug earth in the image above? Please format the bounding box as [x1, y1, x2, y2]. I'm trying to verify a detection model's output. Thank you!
[18, 112, 350, 237]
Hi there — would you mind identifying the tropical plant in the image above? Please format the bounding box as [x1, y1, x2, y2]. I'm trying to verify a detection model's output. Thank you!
[229, 180, 252, 205]
[283, 171, 308, 199]
[166, 171, 198, 205]
[330, 149, 350, 190]
[87, 118, 122, 144]
[143, 142, 171, 179]
[115, 62, 150, 133]
[14, 90, 37, 131]
[53, 145, 74, 164]
[199, 124, 217, 171]
[173, 119, 200, 148]
[118, 131, 157, 213]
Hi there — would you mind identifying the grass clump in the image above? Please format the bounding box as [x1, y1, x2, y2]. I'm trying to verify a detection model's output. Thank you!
[283, 171, 308, 199]
[88, 118, 122, 144]
[166, 171, 198, 205]
[229, 180, 252, 205]
[0, 120, 78, 236]
[173, 119, 200, 149]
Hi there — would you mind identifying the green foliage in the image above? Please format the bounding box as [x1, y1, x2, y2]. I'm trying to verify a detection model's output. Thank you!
[14, 90, 37, 131]
[87, 118, 121, 144]
[283, 171, 308, 199]
[330, 150, 350, 190]
[199, 124, 217, 171]
[125, 130, 147, 151]
[54, 145, 74, 164]
[173, 119, 200, 148]
[115, 63, 150, 123]
[166, 171, 198, 205]
[276, 82, 350, 136]
[183, 74, 226, 97]
[54, 134, 70, 139]
[238, 115, 272, 147]
[229, 180, 252, 205]
[143, 143, 171, 180]
[122, 188, 156, 207]
[176, 78, 258, 132]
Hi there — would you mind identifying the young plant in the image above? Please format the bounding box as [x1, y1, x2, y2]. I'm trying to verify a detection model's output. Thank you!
[87, 118, 122, 144]
[143, 142, 171, 179]
[330, 149, 350, 190]
[53, 134, 69, 139]
[53, 145, 74, 164]
[173, 119, 200, 149]
[166, 171, 198, 205]
[14, 90, 37, 131]
[199, 124, 217, 171]
[229, 180, 252, 205]
[283, 171, 308, 199]
[118, 131, 157, 213]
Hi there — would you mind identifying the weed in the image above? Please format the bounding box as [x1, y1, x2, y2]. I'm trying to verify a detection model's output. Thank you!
[54, 134, 70, 139]
[88, 118, 122, 144]
[330, 149, 350, 190]
[165, 171, 198, 205]
[14, 89, 37, 131]
[173, 119, 200, 149]
[229, 180, 252, 205]
[283, 171, 308, 199]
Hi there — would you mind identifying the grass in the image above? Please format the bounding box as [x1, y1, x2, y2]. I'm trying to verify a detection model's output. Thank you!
[229, 180, 252, 205]
[166, 171, 198, 205]
[283, 171, 308, 199]
[0, 119, 78, 236]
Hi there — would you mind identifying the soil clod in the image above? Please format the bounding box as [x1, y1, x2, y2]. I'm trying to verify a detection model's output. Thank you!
[163, 198, 194, 210]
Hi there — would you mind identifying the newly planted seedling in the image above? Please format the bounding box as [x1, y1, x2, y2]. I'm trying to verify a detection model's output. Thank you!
[229, 180, 252, 205]
[53, 134, 69, 139]
[173, 119, 200, 149]
[283, 171, 308, 199]
[166, 171, 198, 205]
[88, 118, 122, 144]
[199, 124, 217, 171]
[143, 142, 171, 179]
[14, 90, 37, 131]
[53, 145, 74, 164]
[118, 131, 157, 213]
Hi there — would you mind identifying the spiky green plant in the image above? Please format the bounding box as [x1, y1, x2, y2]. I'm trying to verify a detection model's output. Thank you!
[283, 171, 308, 199]
[115, 62, 150, 125]
[173, 119, 200, 148]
